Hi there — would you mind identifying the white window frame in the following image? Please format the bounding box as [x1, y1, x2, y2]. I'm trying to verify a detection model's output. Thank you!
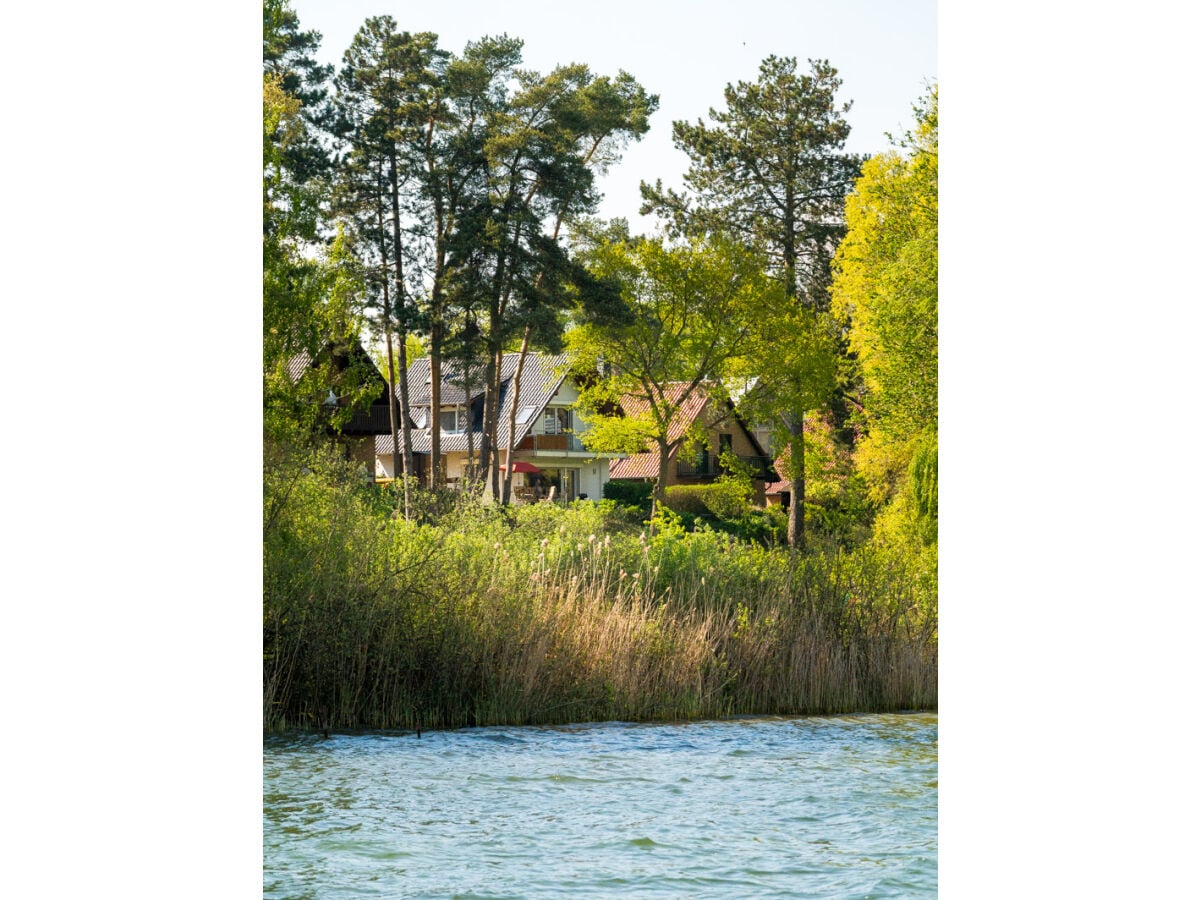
[440, 406, 464, 434]
[543, 407, 571, 435]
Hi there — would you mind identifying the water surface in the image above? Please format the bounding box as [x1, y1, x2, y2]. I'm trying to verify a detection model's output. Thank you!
[264, 712, 937, 898]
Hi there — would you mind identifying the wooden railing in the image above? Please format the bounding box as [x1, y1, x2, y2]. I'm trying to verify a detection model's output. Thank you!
[322, 404, 394, 434]
[515, 433, 586, 452]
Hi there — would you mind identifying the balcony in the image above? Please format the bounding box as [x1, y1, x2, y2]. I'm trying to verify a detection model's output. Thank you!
[322, 403, 394, 435]
[676, 454, 777, 481]
[515, 433, 587, 453]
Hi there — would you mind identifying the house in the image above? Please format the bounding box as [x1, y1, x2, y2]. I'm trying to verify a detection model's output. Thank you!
[375, 352, 625, 502]
[607, 383, 775, 494]
[285, 340, 396, 470]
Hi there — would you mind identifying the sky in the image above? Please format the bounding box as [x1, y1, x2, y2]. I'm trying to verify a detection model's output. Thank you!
[289, 0, 937, 229]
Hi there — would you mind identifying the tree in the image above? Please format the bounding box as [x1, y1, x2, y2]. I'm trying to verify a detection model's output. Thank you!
[570, 232, 781, 508]
[455, 56, 655, 501]
[264, 0, 336, 447]
[832, 86, 937, 546]
[492, 68, 658, 503]
[263, 0, 335, 182]
[333, 29, 655, 501]
[734, 300, 841, 548]
[639, 57, 863, 549]
[333, 18, 446, 516]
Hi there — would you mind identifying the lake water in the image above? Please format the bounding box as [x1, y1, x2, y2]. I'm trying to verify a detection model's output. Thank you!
[264, 712, 937, 898]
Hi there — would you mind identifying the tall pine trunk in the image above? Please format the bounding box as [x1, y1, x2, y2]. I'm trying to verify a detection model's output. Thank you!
[500, 326, 533, 504]
[388, 148, 413, 519]
[373, 189, 402, 488]
[786, 413, 805, 551]
[384, 323, 402, 486]
[429, 321, 442, 488]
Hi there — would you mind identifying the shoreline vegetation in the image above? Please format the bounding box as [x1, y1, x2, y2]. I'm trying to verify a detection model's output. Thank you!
[264, 453, 936, 734]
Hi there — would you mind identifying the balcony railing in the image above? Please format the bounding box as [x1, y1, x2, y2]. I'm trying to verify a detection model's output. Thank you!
[676, 454, 776, 480]
[322, 403, 394, 434]
[515, 433, 587, 453]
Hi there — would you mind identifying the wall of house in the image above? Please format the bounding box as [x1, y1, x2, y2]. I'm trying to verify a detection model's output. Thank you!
[377, 451, 474, 484]
[375, 453, 396, 480]
[580, 459, 607, 500]
[703, 418, 761, 460]
[345, 437, 376, 467]
[528, 379, 582, 436]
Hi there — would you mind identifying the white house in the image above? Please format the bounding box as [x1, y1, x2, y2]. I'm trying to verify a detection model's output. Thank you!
[375, 352, 622, 502]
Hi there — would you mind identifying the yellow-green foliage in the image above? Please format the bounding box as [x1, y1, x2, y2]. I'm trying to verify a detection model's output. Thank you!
[832, 86, 937, 548]
[867, 430, 937, 554]
[832, 86, 937, 447]
[663, 477, 753, 520]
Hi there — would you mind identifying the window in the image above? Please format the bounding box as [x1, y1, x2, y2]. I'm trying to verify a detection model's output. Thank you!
[440, 407, 463, 434]
[529, 467, 579, 501]
[516, 405, 537, 426]
[543, 407, 571, 435]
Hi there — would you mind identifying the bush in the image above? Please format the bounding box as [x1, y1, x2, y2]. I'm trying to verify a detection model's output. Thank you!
[663, 484, 712, 517]
[603, 479, 654, 513]
[663, 476, 754, 521]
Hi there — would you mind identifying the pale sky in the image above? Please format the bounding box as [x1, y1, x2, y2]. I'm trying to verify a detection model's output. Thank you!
[289, 0, 937, 230]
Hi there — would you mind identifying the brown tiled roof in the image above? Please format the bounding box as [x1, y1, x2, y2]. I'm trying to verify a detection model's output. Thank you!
[607, 384, 711, 480]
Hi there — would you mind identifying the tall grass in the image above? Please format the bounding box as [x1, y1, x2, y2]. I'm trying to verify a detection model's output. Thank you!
[263, 457, 936, 732]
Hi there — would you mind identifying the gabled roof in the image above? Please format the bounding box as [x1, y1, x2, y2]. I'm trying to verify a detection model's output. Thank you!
[285, 341, 388, 398]
[284, 340, 395, 435]
[608, 384, 711, 480]
[376, 352, 571, 455]
[403, 356, 487, 407]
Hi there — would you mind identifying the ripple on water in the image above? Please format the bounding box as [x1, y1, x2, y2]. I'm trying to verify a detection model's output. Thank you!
[265, 712, 937, 898]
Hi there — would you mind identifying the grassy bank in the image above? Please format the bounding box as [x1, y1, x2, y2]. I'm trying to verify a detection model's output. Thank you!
[263, 454, 937, 733]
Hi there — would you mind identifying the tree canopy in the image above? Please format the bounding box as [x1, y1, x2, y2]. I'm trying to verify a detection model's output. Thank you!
[639, 57, 863, 547]
[832, 85, 938, 546]
[570, 232, 781, 505]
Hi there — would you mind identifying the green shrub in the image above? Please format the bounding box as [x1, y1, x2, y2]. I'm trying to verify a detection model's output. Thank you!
[603, 479, 654, 513]
[703, 474, 755, 519]
[663, 484, 712, 517]
[663, 477, 754, 521]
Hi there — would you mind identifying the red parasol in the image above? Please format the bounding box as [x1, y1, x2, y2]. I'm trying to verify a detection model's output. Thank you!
[500, 460, 541, 473]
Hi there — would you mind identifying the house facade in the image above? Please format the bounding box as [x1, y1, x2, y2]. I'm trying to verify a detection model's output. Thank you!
[375, 352, 623, 502]
[608, 384, 775, 497]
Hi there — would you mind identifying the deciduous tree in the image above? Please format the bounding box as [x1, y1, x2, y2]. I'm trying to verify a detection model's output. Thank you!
[571, 233, 781, 508]
[832, 86, 938, 546]
[640, 57, 863, 548]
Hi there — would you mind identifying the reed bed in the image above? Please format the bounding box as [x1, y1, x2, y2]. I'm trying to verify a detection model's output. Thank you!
[263, 464, 937, 733]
